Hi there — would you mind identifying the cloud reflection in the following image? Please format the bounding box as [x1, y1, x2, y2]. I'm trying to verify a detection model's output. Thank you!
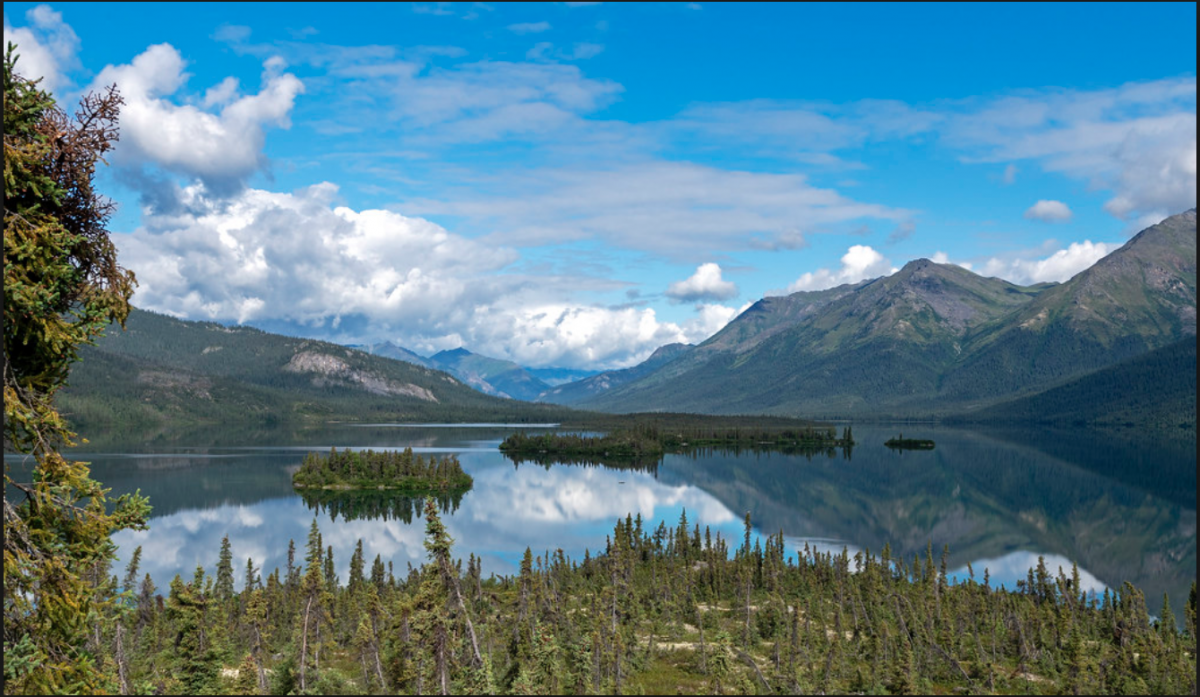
[949, 550, 1108, 596]
[111, 448, 741, 590]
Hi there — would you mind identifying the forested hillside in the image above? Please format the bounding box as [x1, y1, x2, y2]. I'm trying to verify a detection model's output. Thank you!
[579, 260, 1053, 416]
[59, 309, 574, 429]
[956, 338, 1196, 430]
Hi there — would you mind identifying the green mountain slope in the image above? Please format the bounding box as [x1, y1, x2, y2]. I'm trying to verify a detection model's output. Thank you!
[955, 338, 1196, 430]
[940, 209, 1197, 402]
[582, 259, 1050, 416]
[579, 209, 1196, 418]
[59, 309, 570, 429]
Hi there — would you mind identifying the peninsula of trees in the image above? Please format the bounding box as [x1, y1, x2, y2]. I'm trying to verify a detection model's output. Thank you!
[291, 447, 473, 492]
[500, 423, 854, 461]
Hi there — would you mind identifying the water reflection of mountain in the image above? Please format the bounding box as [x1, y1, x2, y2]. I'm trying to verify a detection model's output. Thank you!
[656, 426, 1195, 619]
[500, 442, 852, 474]
[298, 488, 464, 523]
[980, 426, 1196, 509]
[76, 422, 558, 453]
[5, 451, 300, 519]
[19, 422, 1193, 625]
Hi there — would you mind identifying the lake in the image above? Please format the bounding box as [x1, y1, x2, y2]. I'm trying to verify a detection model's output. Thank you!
[5, 422, 1195, 623]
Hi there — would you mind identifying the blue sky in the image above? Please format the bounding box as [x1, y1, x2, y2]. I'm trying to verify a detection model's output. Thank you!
[5, 2, 1196, 369]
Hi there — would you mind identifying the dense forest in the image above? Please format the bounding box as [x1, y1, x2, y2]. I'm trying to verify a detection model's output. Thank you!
[954, 338, 1197, 431]
[57, 500, 1196, 695]
[499, 423, 855, 466]
[292, 448, 472, 492]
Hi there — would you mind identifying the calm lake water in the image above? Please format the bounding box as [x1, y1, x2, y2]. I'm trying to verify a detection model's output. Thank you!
[6, 422, 1195, 622]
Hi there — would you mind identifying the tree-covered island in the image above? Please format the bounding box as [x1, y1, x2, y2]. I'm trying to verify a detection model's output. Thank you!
[292, 447, 473, 492]
[884, 435, 936, 450]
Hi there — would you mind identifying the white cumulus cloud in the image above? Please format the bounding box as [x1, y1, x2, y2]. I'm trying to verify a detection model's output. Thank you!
[91, 44, 303, 193]
[665, 263, 738, 303]
[979, 240, 1117, 285]
[779, 244, 892, 294]
[3, 5, 80, 94]
[1024, 200, 1073, 223]
[117, 184, 743, 370]
[930, 251, 973, 271]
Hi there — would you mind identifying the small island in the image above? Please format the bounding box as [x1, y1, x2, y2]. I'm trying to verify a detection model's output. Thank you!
[292, 446, 473, 492]
[884, 434, 936, 450]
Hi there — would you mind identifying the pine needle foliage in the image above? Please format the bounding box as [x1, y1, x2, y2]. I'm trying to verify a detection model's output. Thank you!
[3, 44, 151, 695]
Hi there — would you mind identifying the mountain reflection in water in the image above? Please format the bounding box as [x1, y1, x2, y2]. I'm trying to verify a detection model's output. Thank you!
[6, 422, 1192, 626]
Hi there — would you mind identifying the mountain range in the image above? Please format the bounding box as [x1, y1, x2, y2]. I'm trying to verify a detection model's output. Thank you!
[347, 343, 596, 401]
[61, 210, 1195, 430]
[548, 209, 1196, 424]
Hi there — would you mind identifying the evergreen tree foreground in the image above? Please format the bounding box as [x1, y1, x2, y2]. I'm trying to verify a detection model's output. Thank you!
[3, 45, 150, 694]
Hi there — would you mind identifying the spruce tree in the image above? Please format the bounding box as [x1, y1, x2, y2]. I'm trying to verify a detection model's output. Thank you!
[215, 535, 235, 603]
[3, 44, 150, 695]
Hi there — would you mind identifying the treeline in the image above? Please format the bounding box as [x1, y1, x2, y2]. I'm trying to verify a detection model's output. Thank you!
[499, 429, 665, 459]
[499, 423, 854, 463]
[51, 502, 1198, 695]
[293, 448, 472, 492]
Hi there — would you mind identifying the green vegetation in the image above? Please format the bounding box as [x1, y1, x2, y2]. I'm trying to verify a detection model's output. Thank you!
[570, 212, 1196, 421]
[3, 48, 152, 694]
[58, 308, 581, 430]
[884, 435, 935, 450]
[500, 422, 855, 464]
[500, 429, 666, 459]
[57, 502, 1198, 695]
[292, 447, 472, 493]
[5, 25, 1193, 696]
[957, 338, 1197, 433]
